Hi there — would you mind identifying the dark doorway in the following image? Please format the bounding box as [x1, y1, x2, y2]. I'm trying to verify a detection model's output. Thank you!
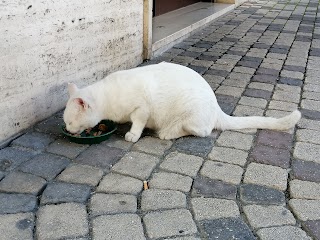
[153, 0, 203, 16]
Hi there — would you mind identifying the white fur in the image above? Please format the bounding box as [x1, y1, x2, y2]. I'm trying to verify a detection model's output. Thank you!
[63, 62, 301, 142]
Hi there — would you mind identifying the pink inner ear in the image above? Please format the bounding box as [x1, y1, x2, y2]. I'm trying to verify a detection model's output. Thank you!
[74, 98, 85, 108]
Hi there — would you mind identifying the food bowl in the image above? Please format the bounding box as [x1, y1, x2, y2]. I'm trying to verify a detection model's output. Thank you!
[61, 120, 117, 144]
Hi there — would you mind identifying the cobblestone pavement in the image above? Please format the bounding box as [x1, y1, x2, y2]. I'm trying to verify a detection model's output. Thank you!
[1, 0, 320, 239]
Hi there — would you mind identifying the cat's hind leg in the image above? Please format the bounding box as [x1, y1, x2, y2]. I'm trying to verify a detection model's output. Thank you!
[125, 107, 149, 142]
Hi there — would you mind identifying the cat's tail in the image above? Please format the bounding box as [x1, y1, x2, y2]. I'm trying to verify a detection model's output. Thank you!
[216, 110, 301, 131]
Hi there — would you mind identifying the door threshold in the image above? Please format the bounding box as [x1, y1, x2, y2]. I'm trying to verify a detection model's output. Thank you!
[151, 2, 235, 58]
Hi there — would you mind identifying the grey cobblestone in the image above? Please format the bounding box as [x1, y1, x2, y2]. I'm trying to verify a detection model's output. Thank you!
[289, 199, 320, 221]
[92, 214, 145, 240]
[97, 173, 142, 194]
[141, 189, 186, 211]
[201, 160, 243, 185]
[90, 193, 137, 216]
[36, 203, 88, 240]
[0, 171, 46, 195]
[0, 213, 34, 240]
[257, 226, 311, 240]
[244, 163, 288, 191]
[243, 205, 296, 229]
[160, 152, 203, 177]
[289, 179, 320, 200]
[132, 136, 172, 156]
[112, 152, 159, 180]
[208, 146, 248, 166]
[216, 131, 254, 150]
[144, 209, 197, 239]
[149, 172, 193, 192]
[0, 193, 37, 214]
[191, 197, 239, 221]
[58, 164, 104, 186]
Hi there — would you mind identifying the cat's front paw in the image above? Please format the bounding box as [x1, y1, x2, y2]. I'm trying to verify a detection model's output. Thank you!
[125, 132, 140, 143]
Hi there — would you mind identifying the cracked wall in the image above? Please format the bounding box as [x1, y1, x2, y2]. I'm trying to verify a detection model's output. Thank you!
[0, 0, 144, 143]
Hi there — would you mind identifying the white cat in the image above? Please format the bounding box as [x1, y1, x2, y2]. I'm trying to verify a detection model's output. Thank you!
[63, 62, 301, 142]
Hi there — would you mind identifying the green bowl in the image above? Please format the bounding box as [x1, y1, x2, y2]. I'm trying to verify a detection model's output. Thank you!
[61, 120, 117, 144]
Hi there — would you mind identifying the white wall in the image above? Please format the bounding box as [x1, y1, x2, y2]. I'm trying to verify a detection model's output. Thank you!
[0, 0, 143, 143]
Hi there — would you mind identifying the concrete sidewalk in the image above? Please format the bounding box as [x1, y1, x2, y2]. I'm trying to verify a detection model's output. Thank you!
[1, 0, 320, 239]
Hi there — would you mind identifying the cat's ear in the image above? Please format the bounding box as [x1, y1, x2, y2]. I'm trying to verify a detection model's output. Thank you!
[73, 98, 89, 110]
[68, 83, 79, 96]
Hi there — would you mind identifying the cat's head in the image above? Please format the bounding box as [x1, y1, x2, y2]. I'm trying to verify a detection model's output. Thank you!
[63, 83, 100, 134]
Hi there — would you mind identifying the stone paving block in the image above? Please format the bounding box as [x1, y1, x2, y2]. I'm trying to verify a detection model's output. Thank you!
[290, 179, 320, 200]
[294, 142, 320, 164]
[191, 197, 239, 221]
[92, 214, 145, 240]
[272, 90, 301, 103]
[143, 209, 197, 239]
[90, 193, 137, 216]
[243, 163, 288, 191]
[19, 153, 70, 180]
[252, 74, 278, 84]
[297, 129, 320, 145]
[281, 70, 304, 79]
[46, 139, 89, 159]
[160, 152, 203, 177]
[249, 144, 291, 168]
[292, 159, 320, 183]
[97, 173, 142, 194]
[215, 85, 244, 97]
[301, 99, 320, 111]
[239, 96, 268, 108]
[243, 205, 296, 229]
[41, 182, 91, 204]
[192, 177, 237, 199]
[248, 82, 274, 91]
[233, 105, 264, 117]
[222, 78, 248, 88]
[257, 226, 311, 240]
[141, 189, 186, 211]
[298, 118, 320, 130]
[149, 172, 193, 192]
[208, 146, 248, 166]
[173, 136, 214, 157]
[300, 109, 320, 121]
[0, 193, 37, 214]
[112, 152, 159, 180]
[35, 116, 64, 136]
[256, 130, 292, 150]
[240, 184, 286, 205]
[36, 203, 88, 240]
[57, 164, 104, 186]
[75, 145, 125, 170]
[216, 94, 238, 115]
[0, 147, 36, 172]
[0, 171, 46, 195]
[201, 217, 256, 240]
[303, 91, 320, 101]
[103, 135, 133, 150]
[0, 213, 34, 240]
[244, 88, 272, 100]
[132, 136, 172, 156]
[302, 220, 320, 240]
[216, 131, 254, 150]
[233, 66, 256, 74]
[0, 171, 4, 180]
[11, 132, 55, 151]
[227, 72, 253, 81]
[269, 100, 298, 111]
[200, 161, 243, 185]
[289, 199, 320, 221]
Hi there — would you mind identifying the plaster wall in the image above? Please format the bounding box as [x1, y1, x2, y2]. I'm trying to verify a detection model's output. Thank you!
[0, 0, 143, 142]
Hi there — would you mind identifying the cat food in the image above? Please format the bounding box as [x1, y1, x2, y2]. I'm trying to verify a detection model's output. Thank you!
[65, 123, 108, 137]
